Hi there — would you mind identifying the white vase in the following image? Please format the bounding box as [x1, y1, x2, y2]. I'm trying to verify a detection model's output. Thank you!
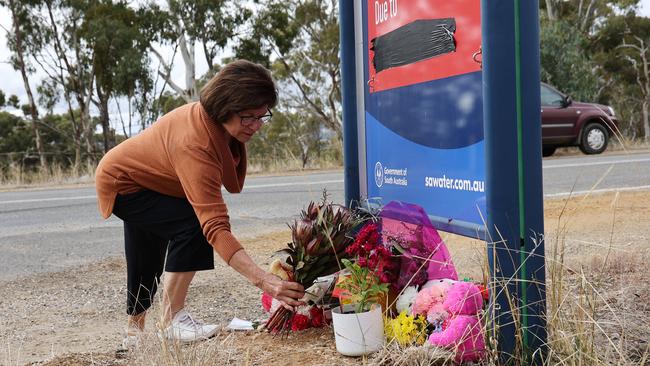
[331, 303, 385, 356]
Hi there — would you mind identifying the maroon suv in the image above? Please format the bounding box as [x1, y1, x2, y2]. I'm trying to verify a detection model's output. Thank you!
[541, 83, 619, 156]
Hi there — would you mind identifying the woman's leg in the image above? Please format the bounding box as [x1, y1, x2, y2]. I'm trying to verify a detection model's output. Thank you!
[127, 312, 146, 333]
[123, 221, 167, 332]
[161, 271, 196, 325]
[113, 190, 215, 340]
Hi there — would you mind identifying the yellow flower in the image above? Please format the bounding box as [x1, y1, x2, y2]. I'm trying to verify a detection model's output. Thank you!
[384, 311, 428, 346]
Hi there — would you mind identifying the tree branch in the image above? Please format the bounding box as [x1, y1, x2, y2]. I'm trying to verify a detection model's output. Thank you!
[151, 46, 191, 102]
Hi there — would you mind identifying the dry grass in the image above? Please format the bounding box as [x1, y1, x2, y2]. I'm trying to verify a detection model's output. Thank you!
[0, 161, 96, 188]
[372, 343, 454, 365]
[246, 156, 342, 175]
[0, 157, 343, 189]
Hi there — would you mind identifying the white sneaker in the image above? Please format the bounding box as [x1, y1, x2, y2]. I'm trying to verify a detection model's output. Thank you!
[160, 309, 219, 343]
[116, 333, 140, 355]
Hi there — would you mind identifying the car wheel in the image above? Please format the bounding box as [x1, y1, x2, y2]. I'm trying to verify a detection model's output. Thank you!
[542, 146, 556, 157]
[579, 123, 608, 154]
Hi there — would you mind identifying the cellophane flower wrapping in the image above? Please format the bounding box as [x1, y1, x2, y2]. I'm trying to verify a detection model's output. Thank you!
[380, 201, 458, 292]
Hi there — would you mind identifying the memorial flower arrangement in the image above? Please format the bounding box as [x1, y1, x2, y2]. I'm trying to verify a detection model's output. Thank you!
[263, 196, 362, 334]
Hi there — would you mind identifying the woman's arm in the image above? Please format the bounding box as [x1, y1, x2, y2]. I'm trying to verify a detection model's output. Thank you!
[228, 249, 305, 307]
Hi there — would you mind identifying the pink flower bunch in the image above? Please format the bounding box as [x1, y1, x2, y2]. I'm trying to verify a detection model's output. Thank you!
[346, 223, 396, 283]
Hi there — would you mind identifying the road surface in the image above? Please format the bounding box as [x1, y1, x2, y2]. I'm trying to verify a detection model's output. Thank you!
[1, 152, 649, 280]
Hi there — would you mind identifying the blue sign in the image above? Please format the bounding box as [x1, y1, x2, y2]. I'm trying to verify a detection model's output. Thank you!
[362, 0, 486, 229]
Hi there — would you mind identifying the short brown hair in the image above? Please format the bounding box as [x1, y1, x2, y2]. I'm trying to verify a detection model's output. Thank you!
[199, 60, 278, 124]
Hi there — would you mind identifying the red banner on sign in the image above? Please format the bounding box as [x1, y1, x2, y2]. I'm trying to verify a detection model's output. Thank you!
[367, 0, 481, 93]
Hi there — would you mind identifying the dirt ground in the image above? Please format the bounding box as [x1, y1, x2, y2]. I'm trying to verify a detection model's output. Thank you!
[1, 190, 649, 365]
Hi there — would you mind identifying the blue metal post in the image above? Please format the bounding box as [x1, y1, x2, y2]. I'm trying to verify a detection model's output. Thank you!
[520, 1, 548, 360]
[482, 0, 547, 362]
[339, 0, 360, 208]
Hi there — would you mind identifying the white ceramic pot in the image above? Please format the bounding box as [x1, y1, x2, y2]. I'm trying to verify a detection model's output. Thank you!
[331, 303, 385, 356]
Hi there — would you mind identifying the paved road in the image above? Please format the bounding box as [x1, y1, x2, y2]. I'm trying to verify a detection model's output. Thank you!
[1, 152, 649, 280]
[542, 152, 650, 197]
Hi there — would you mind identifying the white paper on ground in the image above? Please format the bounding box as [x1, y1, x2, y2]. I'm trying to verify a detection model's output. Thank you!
[227, 317, 254, 331]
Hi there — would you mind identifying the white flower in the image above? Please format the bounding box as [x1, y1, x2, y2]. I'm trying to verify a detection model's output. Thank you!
[396, 286, 419, 314]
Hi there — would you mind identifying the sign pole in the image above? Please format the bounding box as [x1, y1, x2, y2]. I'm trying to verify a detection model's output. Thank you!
[340, 0, 360, 208]
[482, 0, 547, 362]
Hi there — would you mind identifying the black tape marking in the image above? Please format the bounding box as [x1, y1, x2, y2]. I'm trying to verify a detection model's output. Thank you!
[371, 18, 457, 73]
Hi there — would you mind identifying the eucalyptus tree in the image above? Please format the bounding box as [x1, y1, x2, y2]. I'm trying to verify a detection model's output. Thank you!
[149, 0, 251, 102]
[79, 0, 152, 153]
[542, 0, 639, 31]
[540, 19, 600, 102]
[0, 0, 47, 169]
[34, 0, 98, 168]
[594, 14, 650, 141]
[237, 0, 343, 143]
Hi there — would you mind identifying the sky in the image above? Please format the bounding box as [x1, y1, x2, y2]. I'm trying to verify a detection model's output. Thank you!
[1, 1, 650, 120]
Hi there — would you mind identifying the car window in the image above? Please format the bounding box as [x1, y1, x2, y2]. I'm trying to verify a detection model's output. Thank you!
[541, 85, 564, 107]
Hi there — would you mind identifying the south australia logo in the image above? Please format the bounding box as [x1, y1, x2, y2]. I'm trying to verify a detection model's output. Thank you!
[375, 162, 383, 187]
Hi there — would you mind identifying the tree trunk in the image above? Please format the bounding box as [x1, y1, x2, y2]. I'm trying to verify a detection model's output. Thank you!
[178, 30, 198, 100]
[545, 0, 557, 20]
[97, 86, 112, 153]
[9, 0, 46, 170]
[73, 144, 81, 175]
[45, 1, 86, 173]
[643, 98, 650, 143]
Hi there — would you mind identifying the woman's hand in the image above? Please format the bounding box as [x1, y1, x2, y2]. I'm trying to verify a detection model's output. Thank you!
[227, 249, 304, 309]
[259, 272, 305, 309]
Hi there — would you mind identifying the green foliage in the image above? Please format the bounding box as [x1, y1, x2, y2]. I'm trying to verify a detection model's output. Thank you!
[37, 79, 60, 114]
[338, 259, 389, 313]
[234, 1, 299, 65]
[80, 1, 152, 98]
[540, 19, 599, 101]
[167, 0, 251, 70]
[0, 112, 32, 153]
[0, 90, 5, 107]
[592, 14, 650, 138]
[0, 108, 101, 172]
[540, 1, 650, 140]
[7, 95, 19, 109]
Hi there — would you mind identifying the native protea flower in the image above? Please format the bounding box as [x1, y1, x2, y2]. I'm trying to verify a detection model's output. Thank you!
[283, 199, 358, 288]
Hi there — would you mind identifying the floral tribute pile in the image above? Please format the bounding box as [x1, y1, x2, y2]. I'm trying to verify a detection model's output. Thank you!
[261, 199, 487, 362]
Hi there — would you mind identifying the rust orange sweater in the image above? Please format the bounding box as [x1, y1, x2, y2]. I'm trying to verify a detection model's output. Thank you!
[95, 102, 246, 263]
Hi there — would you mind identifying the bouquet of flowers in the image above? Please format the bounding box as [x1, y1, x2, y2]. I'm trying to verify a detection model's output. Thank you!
[334, 222, 397, 313]
[263, 195, 361, 334]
